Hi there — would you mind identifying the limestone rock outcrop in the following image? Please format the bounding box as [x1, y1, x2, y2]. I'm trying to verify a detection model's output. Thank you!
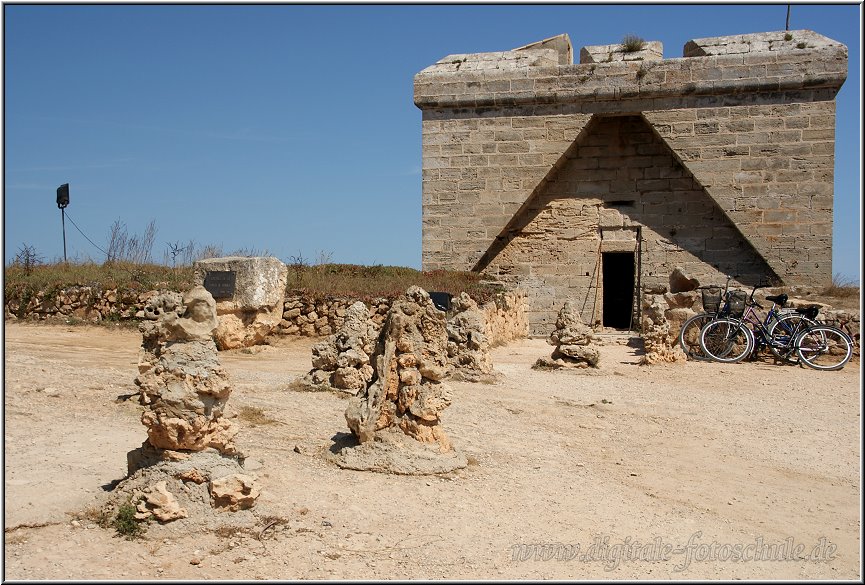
[330, 287, 466, 475]
[534, 301, 601, 369]
[209, 474, 261, 511]
[134, 481, 188, 522]
[135, 287, 238, 454]
[669, 267, 701, 293]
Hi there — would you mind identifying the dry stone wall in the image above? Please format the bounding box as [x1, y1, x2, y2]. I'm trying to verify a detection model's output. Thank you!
[275, 296, 391, 337]
[4, 285, 152, 322]
[481, 289, 529, 345]
[5, 286, 530, 354]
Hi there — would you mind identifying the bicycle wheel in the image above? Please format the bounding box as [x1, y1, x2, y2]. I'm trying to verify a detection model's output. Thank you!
[700, 318, 754, 363]
[678, 313, 717, 361]
[767, 313, 818, 363]
[796, 326, 853, 371]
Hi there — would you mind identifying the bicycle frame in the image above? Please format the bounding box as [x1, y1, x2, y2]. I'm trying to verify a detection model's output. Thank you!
[736, 292, 810, 359]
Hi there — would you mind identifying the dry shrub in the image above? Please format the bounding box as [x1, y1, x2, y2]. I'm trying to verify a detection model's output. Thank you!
[286, 263, 503, 304]
[237, 406, 279, 426]
[621, 34, 646, 53]
[821, 273, 859, 298]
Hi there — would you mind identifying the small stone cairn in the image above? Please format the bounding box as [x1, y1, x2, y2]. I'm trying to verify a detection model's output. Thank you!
[534, 301, 601, 369]
[105, 286, 260, 525]
[296, 301, 379, 393]
[447, 292, 499, 383]
[329, 286, 467, 475]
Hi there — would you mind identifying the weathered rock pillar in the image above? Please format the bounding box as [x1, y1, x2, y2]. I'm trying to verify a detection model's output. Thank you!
[330, 287, 467, 475]
[105, 286, 260, 525]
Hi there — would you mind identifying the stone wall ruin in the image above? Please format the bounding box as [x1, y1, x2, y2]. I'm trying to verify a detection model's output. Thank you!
[414, 30, 848, 335]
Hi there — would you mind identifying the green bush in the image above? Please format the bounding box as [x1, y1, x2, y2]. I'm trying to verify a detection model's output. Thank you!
[113, 502, 146, 540]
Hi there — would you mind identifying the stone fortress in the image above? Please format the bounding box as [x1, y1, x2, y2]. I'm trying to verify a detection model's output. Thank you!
[414, 30, 848, 335]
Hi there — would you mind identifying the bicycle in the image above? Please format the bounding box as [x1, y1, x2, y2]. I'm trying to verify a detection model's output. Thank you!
[699, 285, 809, 363]
[678, 278, 733, 361]
[794, 323, 855, 370]
[699, 285, 853, 370]
[679, 279, 804, 361]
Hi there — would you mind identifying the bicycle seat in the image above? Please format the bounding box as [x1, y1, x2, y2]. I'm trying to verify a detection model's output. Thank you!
[795, 305, 820, 319]
[766, 294, 788, 305]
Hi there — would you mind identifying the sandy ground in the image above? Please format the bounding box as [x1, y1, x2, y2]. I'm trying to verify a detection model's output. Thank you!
[2, 321, 861, 580]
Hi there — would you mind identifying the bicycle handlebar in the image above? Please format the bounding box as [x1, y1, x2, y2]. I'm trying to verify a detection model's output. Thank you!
[746, 283, 769, 309]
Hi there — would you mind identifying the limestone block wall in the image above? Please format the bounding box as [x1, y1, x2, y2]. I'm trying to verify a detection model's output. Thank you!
[483, 114, 775, 330]
[415, 30, 847, 334]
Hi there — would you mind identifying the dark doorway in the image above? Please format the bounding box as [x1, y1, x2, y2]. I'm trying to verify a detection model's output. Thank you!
[602, 252, 635, 329]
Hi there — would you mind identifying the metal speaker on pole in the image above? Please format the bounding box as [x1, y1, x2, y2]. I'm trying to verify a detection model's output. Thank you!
[57, 183, 70, 208]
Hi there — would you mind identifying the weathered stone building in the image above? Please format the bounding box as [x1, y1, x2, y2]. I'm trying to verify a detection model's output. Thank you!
[414, 31, 848, 334]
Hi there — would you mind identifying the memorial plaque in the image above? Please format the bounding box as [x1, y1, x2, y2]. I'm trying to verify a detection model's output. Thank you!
[203, 271, 236, 299]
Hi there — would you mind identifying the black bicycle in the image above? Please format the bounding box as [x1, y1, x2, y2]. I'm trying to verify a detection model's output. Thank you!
[699, 285, 853, 370]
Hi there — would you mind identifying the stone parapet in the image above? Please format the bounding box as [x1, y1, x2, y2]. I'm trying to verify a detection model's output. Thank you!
[415, 32, 846, 111]
[683, 30, 845, 57]
[580, 41, 664, 64]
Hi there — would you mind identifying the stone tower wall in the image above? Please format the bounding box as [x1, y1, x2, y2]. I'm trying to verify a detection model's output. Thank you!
[414, 30, 847, 334]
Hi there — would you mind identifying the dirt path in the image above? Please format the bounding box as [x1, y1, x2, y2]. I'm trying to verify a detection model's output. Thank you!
[3, 322, 861, 579]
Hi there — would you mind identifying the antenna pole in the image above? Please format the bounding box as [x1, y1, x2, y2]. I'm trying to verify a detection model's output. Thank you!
[61, 207, 68, 264]
[786, 5, 791, 30]
[56, 183, 70, 264]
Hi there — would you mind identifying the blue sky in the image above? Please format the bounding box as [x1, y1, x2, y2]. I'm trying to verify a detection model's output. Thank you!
[3, 4, 861, 281]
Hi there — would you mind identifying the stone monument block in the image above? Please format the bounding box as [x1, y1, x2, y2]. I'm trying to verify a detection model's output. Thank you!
[193, 256, 288, 349]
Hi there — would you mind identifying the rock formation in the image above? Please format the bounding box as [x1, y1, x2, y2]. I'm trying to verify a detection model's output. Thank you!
[446, 292, 498, 382]
[296, 301, 378, 393]
[134, 287, 238, 455]
[640, 294, 687, 365]
[105, 286, 259, 526]
[669, 266, 700, 293]
[534, 301, 601, 369]
[330, 286, 467, 475]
